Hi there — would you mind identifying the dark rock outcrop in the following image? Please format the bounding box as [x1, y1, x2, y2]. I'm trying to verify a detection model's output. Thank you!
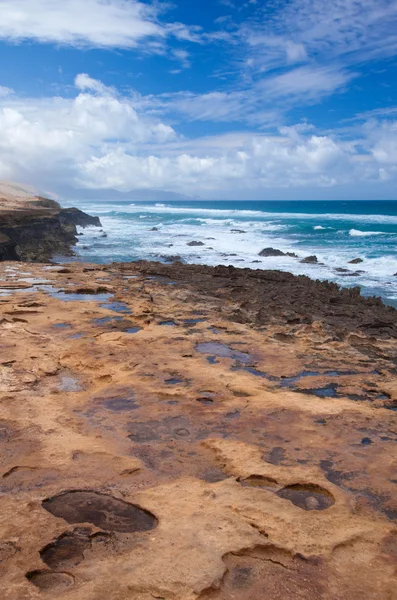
[130, 260, 397, 339]
[0, 185, 101, 262]
[300, 255, 318, 264]
[187, 241, 204, 247]
[259, 247, 297, 258]
[349, 258, 364, 264]
[58, 207, 101, 228]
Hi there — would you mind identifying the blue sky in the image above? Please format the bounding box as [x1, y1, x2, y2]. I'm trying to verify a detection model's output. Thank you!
[0, 0, 397, 199]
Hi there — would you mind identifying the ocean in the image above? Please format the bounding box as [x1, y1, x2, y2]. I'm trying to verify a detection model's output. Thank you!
[64, 199, 397, 308]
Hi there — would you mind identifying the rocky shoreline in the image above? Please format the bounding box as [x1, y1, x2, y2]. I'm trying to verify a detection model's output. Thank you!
[0, 182, 101, 262]
[0, 258, 396, 599]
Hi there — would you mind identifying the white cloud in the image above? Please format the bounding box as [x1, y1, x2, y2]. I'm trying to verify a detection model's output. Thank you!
[0, 85, 13, 97]
[0, 0, 204, 50]
[0, 0, 163, 47]
[0, 75, 396, 197]
[240, 0, 397, 71]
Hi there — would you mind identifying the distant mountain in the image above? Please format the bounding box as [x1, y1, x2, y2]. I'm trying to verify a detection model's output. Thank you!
[57, 186, 196, 202]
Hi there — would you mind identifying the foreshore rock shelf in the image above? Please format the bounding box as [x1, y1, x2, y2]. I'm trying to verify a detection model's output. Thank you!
[0, 259, 396, 599]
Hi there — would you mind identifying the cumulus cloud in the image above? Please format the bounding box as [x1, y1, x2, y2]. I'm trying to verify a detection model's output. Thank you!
[0, 74, 396, 196]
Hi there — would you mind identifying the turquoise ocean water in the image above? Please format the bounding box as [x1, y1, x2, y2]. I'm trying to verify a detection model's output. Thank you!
[65, 200, 397, 308]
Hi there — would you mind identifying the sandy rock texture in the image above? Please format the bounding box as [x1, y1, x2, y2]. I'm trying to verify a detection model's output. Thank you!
[0, 260, 396, 600]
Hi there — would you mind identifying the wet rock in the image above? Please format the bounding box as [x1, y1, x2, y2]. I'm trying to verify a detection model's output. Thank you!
[187, 241, 204, 247]
[300, 255, 318, 264]
[231, 229, 246, 234]
[151, 227, 159, 231]
[259, 248, 297, 258]
[59, 207, 101, 228]
[160, 255, 182, 263]
[349, 258, 364, 264]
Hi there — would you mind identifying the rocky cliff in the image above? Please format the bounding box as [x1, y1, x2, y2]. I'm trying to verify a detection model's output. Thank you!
[0, 181, 101, 262]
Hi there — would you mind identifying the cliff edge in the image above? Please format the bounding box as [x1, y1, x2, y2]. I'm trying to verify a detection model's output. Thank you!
[0, 181, 101, 262]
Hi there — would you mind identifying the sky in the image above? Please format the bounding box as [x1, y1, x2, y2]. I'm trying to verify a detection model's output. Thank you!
[0, 0, 397, 199]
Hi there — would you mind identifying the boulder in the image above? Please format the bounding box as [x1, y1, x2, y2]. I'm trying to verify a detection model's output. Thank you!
[300, 255, 318, 264]
[187, 241, 204, 247]
[349, 258, 364, 264]
[151, 227, 159, 231]
[259, 247, 298, 258]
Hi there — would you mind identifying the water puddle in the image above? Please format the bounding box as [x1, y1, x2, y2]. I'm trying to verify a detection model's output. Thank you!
[184, 318, 206, 326]
[300, 384, 339, 398]
[234, 366, 278, 381]
[125, 327, 142, 334]
[99, 301, 132, 314]
[69, 333, 85, 339]
[165, 377, 186, 385]
[93, 316, 123, 325]
[206, 356, 219, 365]
[58, 376, 83, 393]
[280, 370, 357, 388]
[55, 291, 114, 303]
[159, 321, 176, 327]
[53, 323, 72, 330]
[196, 342, 252, 364]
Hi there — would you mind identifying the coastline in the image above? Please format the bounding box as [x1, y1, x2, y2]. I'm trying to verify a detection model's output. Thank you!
[0, 257, 396, 598]
[0, 182, 101, 262]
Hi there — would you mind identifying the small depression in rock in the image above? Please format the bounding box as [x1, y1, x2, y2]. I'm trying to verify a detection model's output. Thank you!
[165, 377, 186, 385]
[26, 570, 74, 592]
[196, 342, 251, 364]
[125, 326, 142, 334]
[159, 320, 176, 326]
[184, 318, 205, 326]
[93, 316, 123, 325]
[53, 323, 72, 329]
[206, 356, 219, 364]
[59, 376, 83, 393]
[57, 292, 114, 303]
[197, 397, 214, 405]
[300, 384, 339, 398]
[42, 491, 157, 533]
[103, 396, 139, 412]
[69, 333, 85, 339]
[99, 301, 132, 314]
[277, 484, 335, 510]
[240, 475, 279, 490]
[238, 366, 276, 380]
[40, 528, 91, 570]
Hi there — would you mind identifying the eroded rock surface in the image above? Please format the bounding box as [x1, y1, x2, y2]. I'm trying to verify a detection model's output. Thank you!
[0, 260, 396, 599]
